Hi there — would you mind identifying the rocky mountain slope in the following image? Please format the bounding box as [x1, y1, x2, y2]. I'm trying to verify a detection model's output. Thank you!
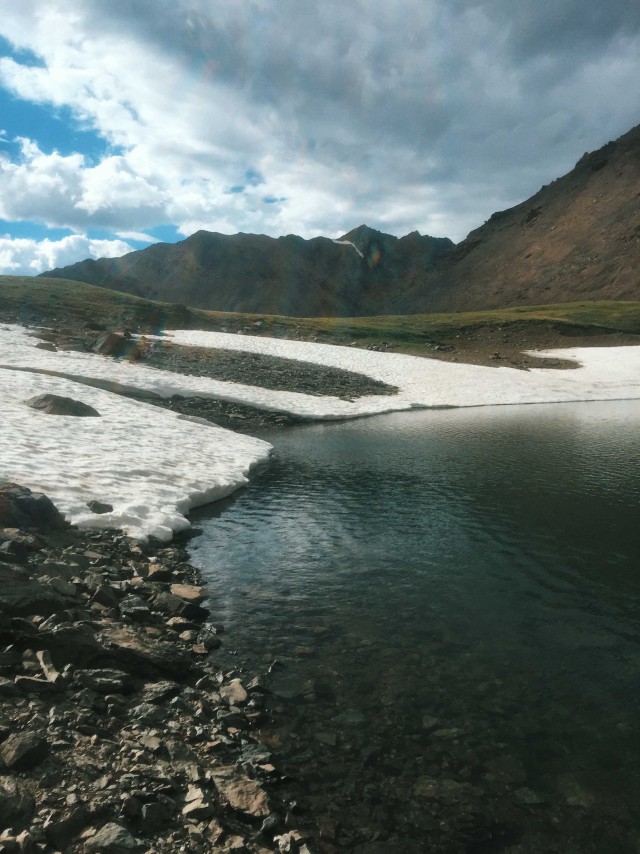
[42, 124, 640, 315]
[41, 227, 451, 316]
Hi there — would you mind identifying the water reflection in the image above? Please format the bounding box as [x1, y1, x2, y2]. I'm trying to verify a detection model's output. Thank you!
[190, 400, 640, 852]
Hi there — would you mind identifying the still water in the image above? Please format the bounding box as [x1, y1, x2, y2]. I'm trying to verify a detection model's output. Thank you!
[190, 400, 640, 852]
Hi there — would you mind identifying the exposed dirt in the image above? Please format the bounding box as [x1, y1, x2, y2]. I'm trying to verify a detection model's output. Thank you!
[22, 319, 640, 432]
[136, 339, 397, 399]
[405, 322, 640, 369]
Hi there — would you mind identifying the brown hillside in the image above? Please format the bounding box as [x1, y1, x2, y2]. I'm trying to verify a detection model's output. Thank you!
[41, 228, 452, 316]
[409, 123, 640, 312]
[41, 123, 640, 315]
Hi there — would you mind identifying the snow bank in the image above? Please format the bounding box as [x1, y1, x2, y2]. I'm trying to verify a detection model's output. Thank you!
[165, 330, 640, 410]
[2, 321, 640, 540]
[1, 345, 271, 540]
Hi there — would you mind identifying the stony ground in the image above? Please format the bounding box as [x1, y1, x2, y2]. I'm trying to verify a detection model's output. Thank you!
[0, 484, 310, 853]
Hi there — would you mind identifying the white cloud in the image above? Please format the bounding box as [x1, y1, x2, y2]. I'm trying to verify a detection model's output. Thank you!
[115, 231, 160, 243]
[0, 234, 133, 275]
[0, 0, 638, 275]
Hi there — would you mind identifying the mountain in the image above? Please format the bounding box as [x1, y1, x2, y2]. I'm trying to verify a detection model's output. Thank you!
[42, 123, 640, 315]
[406, 122, 640, 313]
[41, 226, 452, 316]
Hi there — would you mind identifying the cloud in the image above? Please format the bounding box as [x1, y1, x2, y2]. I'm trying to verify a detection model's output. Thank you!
[0, 0, 638, 259]
[0, 234, 133, 275]
[115, 230, 160, 243]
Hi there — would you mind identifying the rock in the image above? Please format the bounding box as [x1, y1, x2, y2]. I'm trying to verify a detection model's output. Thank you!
[140, 801, 166, 832]
[44, 806, 88, 849]
[0, 540, 29, 564]
[75, 669, 131, 694]
[84, 822, 144, 853]
[421, 714, 439, 731]
[0, 677, 19, 698]
[181, 796, 215, 820]
[151, 591, 210, 622]
[97, 624, 191, 677]
[38, 622, 102, 667]
[119, 595, 152, 623]
[0, 733, 49, 772]
[14, 675, 60, 694]
[169, 583, 205, 603]
[0, 484, 66, 531]
[212, 769, 270, 818]
[220, 679, 248, 706]
[93, 332, 141, 361]
[92, 584, 121, 609]
[87, 500, 114, 514]
[127, 702, 166, 727]
[0, 778, 35, 826]
[514, 786, 546, 805]
[24, 393, 100, 417]
[35, 649, 62, 683]
[141, 680, 180, 704]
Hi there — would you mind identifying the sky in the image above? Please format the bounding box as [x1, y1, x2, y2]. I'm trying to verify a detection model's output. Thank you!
[0, 0, 639, 276]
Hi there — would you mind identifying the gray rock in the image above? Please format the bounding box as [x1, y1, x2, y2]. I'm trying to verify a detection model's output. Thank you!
[128, 702, 166, 727]
[75, 669, 131, 694]
[14, 675, 60, 694]
[140, 801, 166, 832]
[24, 393, 100, 417]
[84, 822, 144, 853]
[0, 483, 66, 531]
[0, 777, 35, 825]
[0, 733, 49, 772]
[141, 680, 180, 704]
[44, 806, 88, 849]
[0, 540, 29, 564]
[87, 500, 114, 514]
[119, 596, 152, 623]
[151, 591, 210, 622]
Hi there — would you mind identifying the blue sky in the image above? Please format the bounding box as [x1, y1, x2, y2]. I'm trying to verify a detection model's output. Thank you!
[0, 1, 639, 275]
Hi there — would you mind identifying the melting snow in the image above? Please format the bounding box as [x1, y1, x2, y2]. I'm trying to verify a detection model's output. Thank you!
[2, 322, 640, 540]
[332, 239, 364, 259]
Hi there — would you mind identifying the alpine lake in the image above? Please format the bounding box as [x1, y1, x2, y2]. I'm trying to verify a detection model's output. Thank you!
[189, 398, 640, 853]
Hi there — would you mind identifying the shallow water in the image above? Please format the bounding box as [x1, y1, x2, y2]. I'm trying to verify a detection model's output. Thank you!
[190, 400, 640, 852]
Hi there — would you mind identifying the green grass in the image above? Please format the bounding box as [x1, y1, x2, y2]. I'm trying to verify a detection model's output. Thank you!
[2, 275, 640, 354]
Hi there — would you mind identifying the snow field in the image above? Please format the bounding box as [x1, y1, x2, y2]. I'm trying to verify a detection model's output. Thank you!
[2, 322, 640, 539]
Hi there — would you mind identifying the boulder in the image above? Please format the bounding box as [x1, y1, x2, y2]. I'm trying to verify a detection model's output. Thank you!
[0, 565, 77, 617]
[25, 393, 100, 417]
[0, 777, 35, 826]
[84, 822, 144, 853]
[0, 733, 49, 772]
[93, 332, 141, 361]
[0, 484, 66, 531]
[151, 591, 209, 622]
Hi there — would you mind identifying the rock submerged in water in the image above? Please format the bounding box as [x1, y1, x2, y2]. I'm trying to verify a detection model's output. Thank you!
[0, 486, 307, 852]
[24, 393, 101, 417]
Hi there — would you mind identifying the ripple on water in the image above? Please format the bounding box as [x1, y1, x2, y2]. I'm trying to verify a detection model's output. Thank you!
[190, 400, 640, 851]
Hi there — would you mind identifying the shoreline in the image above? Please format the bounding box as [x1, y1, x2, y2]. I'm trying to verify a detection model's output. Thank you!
[0, 483, 308, 853]
[4, 325, 640, 851]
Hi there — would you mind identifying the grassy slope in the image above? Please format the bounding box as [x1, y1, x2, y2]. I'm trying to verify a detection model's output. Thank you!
[2, 275, 640, 357]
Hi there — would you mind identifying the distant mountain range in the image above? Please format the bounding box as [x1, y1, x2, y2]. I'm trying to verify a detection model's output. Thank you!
[42, 123, 640, 316]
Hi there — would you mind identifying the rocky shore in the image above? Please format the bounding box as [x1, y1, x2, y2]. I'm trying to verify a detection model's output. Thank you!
[0, 484, 310, 854]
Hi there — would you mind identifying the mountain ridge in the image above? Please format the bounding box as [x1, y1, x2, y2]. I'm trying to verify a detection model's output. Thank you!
[41, 122, 640, 315]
